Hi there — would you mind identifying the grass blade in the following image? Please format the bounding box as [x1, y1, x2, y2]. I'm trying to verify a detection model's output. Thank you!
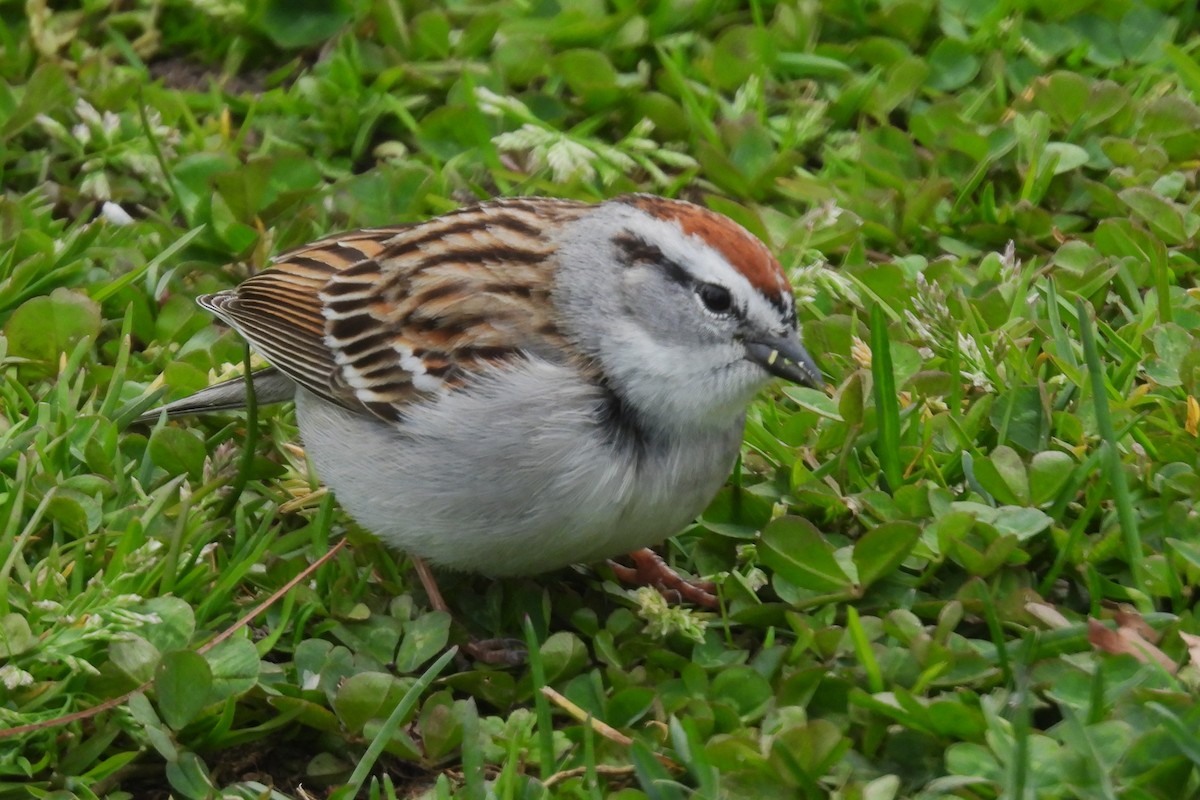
[1075, 298, 1146, 608]
[870, 302, 903, 492]
[523, 614, 558, 779]
[340, 647, 457, 797]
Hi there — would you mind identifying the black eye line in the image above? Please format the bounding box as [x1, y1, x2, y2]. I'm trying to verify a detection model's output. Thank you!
[614, 230, 746, 320]
[778, 299, 796, 328]
[770, 292, 790, 317]
[613, 231, 690, 285]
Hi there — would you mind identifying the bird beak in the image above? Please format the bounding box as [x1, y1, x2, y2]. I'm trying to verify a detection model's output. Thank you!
[744, 332, 822, 388]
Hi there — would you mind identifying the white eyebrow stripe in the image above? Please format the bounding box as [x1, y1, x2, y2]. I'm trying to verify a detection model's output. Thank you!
[618, 209, 793, 331]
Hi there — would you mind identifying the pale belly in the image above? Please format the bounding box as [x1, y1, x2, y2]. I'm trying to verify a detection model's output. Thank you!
[292, 361, 742, 576]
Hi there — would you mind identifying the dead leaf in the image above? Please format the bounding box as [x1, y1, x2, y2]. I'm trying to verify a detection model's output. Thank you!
[1026, 602, 1070, 629]
[1112, 606, 1159, 643]
[1087, 618, 1177, 673]
[1180, 632, 1200, 668]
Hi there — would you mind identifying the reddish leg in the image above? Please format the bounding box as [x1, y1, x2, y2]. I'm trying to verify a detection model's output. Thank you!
[411, 556, 450, 614]
[608, 548, 719, 609]
[410, 556, 525, 666]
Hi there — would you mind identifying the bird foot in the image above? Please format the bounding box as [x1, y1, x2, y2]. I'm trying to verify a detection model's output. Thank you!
[608, 548, 719, 609]
[461, 637, 527, 666]
[410, 557, 526, 665]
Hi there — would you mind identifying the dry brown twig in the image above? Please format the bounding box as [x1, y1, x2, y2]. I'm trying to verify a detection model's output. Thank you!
[539, 685, 681, 771]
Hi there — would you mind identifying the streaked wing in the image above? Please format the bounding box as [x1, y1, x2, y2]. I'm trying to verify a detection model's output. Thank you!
[200, 198, 589, 423]
[197, 228, 407, 410]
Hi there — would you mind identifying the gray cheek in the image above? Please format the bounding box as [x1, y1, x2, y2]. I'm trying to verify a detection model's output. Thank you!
[624, 277, 725, 348]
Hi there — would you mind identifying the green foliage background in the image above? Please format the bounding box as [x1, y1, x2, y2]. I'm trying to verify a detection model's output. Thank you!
[2, 0, 1200, 797]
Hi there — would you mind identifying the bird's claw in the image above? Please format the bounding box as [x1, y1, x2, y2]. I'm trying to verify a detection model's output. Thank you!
[609, 548, 719, 609]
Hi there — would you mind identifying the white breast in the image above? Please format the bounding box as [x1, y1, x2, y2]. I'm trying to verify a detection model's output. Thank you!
[293, 358, 743, 576]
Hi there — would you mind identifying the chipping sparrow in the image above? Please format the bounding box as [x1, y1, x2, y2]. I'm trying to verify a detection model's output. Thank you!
[144, 195, 821, 595]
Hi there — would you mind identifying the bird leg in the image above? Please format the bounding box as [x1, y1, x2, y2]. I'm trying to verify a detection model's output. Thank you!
[411, 556, 450, 615]
[410, 556, 525, 666]
[608, 548, 719, 609]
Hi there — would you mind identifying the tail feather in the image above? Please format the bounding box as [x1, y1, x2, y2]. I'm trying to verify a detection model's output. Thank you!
[136, 366, 297, 423]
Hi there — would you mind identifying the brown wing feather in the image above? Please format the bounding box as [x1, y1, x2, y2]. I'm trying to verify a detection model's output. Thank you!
[197, 252, 340, 405]
[200, 198, 590, 423]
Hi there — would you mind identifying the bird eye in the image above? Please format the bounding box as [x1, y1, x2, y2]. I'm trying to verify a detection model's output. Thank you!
[697, 283, 733, 315]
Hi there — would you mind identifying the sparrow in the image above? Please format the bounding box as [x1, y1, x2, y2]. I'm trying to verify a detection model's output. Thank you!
[142, 194, 821, 620]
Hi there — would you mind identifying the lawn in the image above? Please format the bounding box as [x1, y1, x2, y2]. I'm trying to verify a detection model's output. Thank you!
[2, 0, 1200, 797]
